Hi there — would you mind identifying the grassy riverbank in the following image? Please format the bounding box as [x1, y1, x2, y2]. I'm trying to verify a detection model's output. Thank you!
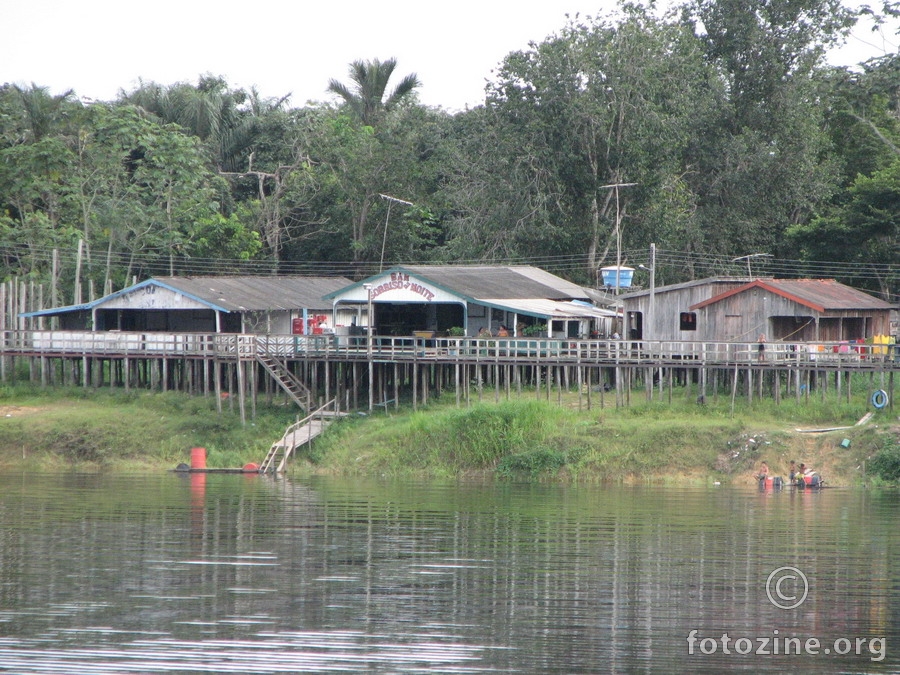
[303, 395, 896, 485]
[0, 386, 296, 472]
[0, 385, 896, 484]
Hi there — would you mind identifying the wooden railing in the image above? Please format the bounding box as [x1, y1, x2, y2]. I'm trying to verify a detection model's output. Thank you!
[5, 330, 898, 368]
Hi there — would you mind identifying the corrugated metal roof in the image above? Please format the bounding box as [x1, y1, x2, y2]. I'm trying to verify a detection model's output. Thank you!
[396, 265, 589, 300]
[692, 279, 894, 312]
[480, 298, 618, 320]
[153, 276, 353, 312]
[621, 277, 748, 299]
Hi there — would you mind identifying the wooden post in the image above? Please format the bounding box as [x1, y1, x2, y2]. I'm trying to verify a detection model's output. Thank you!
[214, 360, 222, 414]
[237, 358, 247, 425]
[577, 366, 583, 410]
[889, 371, 894, 413]
[587, 367, 593, 410]
[615, 367, 622, 408]
[730, 365, 739, 417]
[250, 360, 257, 421]
[394, 363, 400, 410]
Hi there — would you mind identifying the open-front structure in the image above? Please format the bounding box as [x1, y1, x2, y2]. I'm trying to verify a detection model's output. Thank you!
[326, 265, 617, 339]
[21, 275, 353, 335]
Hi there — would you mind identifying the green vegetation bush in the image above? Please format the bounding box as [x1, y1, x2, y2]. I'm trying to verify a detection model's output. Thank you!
[497, 447, 567, 478]
[405, 400, 557, 468]
[868, 437, 900, 482]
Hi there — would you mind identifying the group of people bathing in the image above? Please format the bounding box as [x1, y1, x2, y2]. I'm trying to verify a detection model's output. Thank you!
[756, 460, 823, 487]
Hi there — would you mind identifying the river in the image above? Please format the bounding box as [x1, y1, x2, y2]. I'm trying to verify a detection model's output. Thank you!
[0, 473, 897, 673]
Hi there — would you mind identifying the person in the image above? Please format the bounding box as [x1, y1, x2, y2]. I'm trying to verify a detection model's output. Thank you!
[477, 326, 492, 338]
[757, 333, 767, 361]
[497, 325, 509, 337]
[612, 331, 621, 340]
[756, 461, 769, 482]
[788, 460, 797, 483]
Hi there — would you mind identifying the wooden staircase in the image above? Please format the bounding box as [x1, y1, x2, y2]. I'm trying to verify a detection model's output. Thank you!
[259, 398, 339, 474]
[255, 353, 312, 412]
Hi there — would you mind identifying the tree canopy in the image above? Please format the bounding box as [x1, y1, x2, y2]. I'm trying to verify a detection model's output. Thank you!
[1, 0, 899, 303]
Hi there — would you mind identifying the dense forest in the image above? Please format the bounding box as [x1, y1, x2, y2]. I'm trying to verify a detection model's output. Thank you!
[2, 0, 900, 306]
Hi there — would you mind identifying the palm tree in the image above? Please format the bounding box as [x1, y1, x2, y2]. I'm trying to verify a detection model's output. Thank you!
[121, 75, 275, 171]
[327, 58, 420, 126]
[9, 83, 77, 141]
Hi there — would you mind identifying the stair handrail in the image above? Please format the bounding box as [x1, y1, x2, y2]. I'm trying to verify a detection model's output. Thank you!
[260, 398, 337, 474]
[261, 353, 310, 394]
[254, 350, 312, 409]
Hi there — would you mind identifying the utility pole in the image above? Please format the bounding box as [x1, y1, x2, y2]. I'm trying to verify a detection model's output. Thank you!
[378, 194, 414, 273]
[364, 283, 374, 412]
[599, 182, 637, 294]
[639, 243, 656, 340]
[732, 253, 772, 280]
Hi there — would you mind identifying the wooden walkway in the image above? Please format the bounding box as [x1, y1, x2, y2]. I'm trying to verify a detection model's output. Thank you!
[3, 330, 898, 420]
[259, 399, 341, 473]
[6, 330, 899, 371]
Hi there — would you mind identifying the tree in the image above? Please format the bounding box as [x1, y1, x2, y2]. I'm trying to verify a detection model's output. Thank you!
[120, 75, 283, 172]
[680, 0, 858, 255]
[5, 83, 78, 142]
[820, 56, 900, 186]
[785, 159, 900, 298]
[327, 58, 420, 127]
[472, 6, 717, 278]
[685, 0, 856, 130]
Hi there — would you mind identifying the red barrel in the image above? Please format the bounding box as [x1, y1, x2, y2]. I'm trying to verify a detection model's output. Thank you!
[190, 447, 207, 470]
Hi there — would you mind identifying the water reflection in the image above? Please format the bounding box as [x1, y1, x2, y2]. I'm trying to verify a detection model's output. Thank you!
[0, 474, 897, 673]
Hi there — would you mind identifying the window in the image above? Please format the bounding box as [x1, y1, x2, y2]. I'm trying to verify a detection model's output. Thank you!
[680, 312, 697, 331]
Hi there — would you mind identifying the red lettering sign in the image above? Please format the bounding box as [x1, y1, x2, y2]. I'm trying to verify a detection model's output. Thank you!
[369, 275, 435, 301]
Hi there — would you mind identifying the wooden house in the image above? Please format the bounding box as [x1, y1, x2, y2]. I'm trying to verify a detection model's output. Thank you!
[621, 278, 894, 343]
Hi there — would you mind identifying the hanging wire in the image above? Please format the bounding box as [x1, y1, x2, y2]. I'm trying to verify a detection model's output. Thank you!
[1, 244, 897, 299]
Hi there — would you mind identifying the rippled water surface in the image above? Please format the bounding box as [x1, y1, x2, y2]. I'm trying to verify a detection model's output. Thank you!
[1, 473, 898, 673]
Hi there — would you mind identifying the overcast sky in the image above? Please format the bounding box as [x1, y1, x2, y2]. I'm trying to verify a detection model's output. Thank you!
[4, 0, 899, 112]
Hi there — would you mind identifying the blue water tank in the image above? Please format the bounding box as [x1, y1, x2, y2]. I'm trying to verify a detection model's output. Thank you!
[600, 266, 634, 288]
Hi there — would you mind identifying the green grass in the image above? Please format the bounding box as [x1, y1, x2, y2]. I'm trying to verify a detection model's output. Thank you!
[0, 385, 297, 471]
[0, 381, 894, 484]
[301, 387, 894, 484]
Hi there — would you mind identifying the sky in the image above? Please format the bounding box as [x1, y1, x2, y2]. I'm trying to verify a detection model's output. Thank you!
[3, 0, 900, 112]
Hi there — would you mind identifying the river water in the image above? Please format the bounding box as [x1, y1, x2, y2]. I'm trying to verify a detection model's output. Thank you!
[0, 473, 897, 674]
